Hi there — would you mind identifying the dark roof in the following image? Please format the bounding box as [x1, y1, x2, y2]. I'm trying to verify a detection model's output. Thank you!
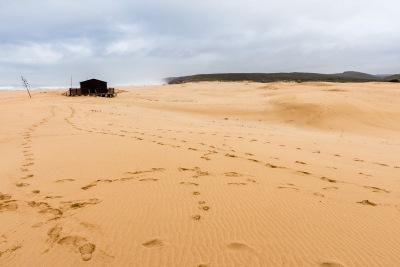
[80, 78, 107, 83]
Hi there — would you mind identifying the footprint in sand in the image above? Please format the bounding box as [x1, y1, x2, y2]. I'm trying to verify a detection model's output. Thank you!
[0, 193, 12, 200]
[180, 182, 199, 186]
[0, 245, 22, 260]
[297, 171, 311, 175]
[320, 262, 345, 267]
[79, 243, 96, 261]
[265, 163, 280, 168]
[227, 242, 253, 252]
[0, 202, 18, 211]
[32, 222, 43, 228]
[193, 192, 201, 195]
[224, 172, 243, 177]
[61, 199, 101, 210]
[119, 177, 136, 181]
[48, 226, 63, 241]
[81, 183, 97, 190]
[81, 179, 113, 190]
[139, 178, 158, 182]
[278, 186, 299, 190]
[142, 239, 164, 248]
[55, 179, 75, 183]
[58, 235, 96, 261]
[357, 200, 377, 206]
[321, 177, 337, 183]
[16, 182, 29, 187]
[125, 168, 165, 175]
[364, 186, 390, 193]
[191, 215, 201, 220]
[373, 162, 388, 167]
[29, 201, 63, 217]
[322, 187, 339, 190]
[178, 167, 194, 172]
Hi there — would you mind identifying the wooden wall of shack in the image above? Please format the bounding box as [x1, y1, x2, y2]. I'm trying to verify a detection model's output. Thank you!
[69, 88, 83, 95]
[68, 87, 115, 96]
[66, 79, 115, 97]
[80, 79, 108, 94]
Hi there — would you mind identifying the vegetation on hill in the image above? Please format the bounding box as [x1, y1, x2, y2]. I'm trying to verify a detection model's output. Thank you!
[167, 72, 400, 84]
[167, 72, 379, 84]
[331, 71, 379, 80]
[386, 74, 400, 80]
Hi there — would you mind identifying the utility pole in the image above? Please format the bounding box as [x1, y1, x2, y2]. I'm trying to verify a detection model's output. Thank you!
[21, 76, 31, 98]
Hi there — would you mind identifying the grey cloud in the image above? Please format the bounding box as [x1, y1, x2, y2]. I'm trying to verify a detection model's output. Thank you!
[1, 0, 400, 86]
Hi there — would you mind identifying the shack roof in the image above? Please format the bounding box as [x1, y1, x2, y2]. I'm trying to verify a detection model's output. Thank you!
[80, 78, 107, 83]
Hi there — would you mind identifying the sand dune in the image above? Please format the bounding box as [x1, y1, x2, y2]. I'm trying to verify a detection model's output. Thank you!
[1, 82, 399, 266]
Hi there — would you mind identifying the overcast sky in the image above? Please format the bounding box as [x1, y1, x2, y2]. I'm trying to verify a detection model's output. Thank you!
[1, 0, 400, 86]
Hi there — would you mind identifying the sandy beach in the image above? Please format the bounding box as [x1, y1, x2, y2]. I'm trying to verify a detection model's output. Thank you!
[1, 81, 399, 266]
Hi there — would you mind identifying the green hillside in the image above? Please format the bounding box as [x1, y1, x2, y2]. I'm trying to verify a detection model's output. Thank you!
[386, 74, 400, 80]
[167, 72, 380, 84]
[331, 71, 379, 79]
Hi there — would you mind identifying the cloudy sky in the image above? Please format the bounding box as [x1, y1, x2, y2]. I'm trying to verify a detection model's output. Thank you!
[1, 0, 400, 86]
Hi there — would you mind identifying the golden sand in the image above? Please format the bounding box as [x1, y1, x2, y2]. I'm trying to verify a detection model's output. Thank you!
[1, 82, 399, 266]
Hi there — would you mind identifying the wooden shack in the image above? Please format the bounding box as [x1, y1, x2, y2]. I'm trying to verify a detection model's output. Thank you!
[66, 78, 116, 97]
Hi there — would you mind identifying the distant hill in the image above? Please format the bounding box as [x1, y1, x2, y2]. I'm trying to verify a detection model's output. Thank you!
[385, 74, 400, 79]
[164, 77, 179, 83]
[331, 71, 379, 80]
[167, 72, 381, 84]
[375, 74, 394, 79]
